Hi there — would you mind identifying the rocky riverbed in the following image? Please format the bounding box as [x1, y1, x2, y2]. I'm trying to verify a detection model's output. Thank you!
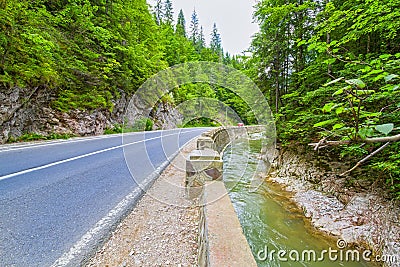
[268, 148, 400, 266]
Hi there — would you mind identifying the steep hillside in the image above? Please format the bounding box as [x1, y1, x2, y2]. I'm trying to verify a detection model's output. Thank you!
[0, 0, 244, 142]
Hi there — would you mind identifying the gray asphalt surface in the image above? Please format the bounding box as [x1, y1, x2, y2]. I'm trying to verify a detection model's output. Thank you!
[0, 128, 208, 266]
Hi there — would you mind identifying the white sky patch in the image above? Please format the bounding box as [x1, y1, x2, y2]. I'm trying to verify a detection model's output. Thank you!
[147, 0, 259, 55]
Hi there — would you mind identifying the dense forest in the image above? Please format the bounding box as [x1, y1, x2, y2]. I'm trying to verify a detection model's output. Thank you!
[0, 0, 238, 111]
[249, 0, 400, 198]
[0, 0, 399, 197]
[0, 0, 252, 126]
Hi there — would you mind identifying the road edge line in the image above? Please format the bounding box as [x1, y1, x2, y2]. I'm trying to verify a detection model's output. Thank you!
[51, 135, 200, 267]
[0, 132, 186, 181]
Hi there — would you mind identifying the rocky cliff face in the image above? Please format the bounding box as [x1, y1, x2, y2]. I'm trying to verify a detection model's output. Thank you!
[0, 86, 182, 143]
[150, 102, 183, 130]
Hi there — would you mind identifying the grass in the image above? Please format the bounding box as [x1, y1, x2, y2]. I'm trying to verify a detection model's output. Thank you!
[7, 132, 75, 143]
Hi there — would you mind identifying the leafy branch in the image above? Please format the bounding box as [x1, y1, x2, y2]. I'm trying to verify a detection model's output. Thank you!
[310, 72, 399, 174]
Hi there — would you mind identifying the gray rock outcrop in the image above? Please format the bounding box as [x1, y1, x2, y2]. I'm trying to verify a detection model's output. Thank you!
[0, 86, 182, 143]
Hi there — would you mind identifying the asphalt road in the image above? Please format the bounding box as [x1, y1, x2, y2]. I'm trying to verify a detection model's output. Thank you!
[0, 128, 208, 267]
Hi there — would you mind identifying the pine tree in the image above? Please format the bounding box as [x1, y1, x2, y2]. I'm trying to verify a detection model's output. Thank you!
[199, 26, 205, 49]
[176, 9, 186, 37]
[164, 0, 173, 25]
[210, 23, 222, 53]
[154, 0, 163, 25]
[223, 52, 231, 64]
[189, 8, 199, 45]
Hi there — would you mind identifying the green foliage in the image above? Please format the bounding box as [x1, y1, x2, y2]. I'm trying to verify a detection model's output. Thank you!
[375, 123, 394, 135]
[104, 124, 125, 134]
[1, 0, 166, 110]
[131, 118, 154, 132]
[181, 118, 221, 128]
[7, 132, 74, 143]
[312, 55, 400, 140]
[1, 0, 251, 143]
[105, 119, 153, 133]
[47, 133, 74, 140]
[12, 133, 45, 142]
[104, 127, 122, 135]
[252, 0, 400, 197]
[53, 90, 113, 112]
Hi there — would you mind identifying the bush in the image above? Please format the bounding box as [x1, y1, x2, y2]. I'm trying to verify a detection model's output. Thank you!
[131, 118, 153, 132]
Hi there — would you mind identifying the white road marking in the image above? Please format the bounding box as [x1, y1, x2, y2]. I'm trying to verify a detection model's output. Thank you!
[51, 134, 201, 267]
[51, 186, 142, 267]
[0, 129, 201, 181]
[0, 133, 126, 152]
[0, 128, 192, 153]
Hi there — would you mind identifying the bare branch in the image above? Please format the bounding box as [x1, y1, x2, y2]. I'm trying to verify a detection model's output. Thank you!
[364, 134, 400, 143]
[308, 139, 351, 147]
[340, 142, 391, 176]
[313, 137, 327, 151]
[308, 133, 400, 148]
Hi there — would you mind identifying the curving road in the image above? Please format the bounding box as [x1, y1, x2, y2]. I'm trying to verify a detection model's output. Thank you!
[0, 128, 208, 267]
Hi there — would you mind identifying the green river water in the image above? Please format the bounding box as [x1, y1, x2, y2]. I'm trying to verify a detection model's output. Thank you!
[223, 139, 373, 267]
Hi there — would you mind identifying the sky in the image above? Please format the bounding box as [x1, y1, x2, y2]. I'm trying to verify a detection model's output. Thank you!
[148, 0, 259, 55]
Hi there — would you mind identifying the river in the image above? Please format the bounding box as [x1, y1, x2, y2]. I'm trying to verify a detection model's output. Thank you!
[223, 138, 373, 267]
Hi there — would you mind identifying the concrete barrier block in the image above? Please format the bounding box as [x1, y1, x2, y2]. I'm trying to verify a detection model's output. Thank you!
[197, 137, 215, 150]
[189, 149, 221, 160]
[186, 160, 223, 180]
[186, 149, 223, 199]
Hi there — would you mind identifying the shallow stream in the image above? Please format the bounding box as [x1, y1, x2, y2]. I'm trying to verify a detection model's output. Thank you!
[223, 139, 372, 267]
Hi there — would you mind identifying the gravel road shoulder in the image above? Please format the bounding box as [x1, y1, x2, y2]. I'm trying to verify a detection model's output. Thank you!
[87, 139, 199, 267]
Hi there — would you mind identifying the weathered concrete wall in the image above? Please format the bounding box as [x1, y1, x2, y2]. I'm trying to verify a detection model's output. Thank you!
[187, 126, 266, 267]
[203, 181, 257, 267]
[185, 149, 223, 199]
[202, 125, 266, 153]
[197, 192, 209, 267]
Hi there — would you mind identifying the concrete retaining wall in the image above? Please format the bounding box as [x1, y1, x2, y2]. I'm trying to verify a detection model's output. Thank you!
[197, 192, 209, 266]
[202, 125, 266, 153]
[187, 126, 267, 267]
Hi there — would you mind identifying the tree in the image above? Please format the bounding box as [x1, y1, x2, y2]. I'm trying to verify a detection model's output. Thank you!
[210, 23, 222, 54]
[189, 8, 200, 46]
[303, 0, 400, 179]
[176, 9, 186, 37]
[164, 0, 173, 25]
[154, 0, 163, 25]
[0, 0, 167, 111]
[251, 0, 315, 113]
[198, 26, 205, 51]
[251, 0, 400, 197]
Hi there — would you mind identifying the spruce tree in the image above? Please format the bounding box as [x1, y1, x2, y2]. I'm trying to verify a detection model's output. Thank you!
[199, 26, 206, 49]
[164, 0, 173, 25]
[189, 9, 199, 45]
[176, 9, 186, 37]
[210, 23, 222, 53]
[154, 0, 163, 25]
